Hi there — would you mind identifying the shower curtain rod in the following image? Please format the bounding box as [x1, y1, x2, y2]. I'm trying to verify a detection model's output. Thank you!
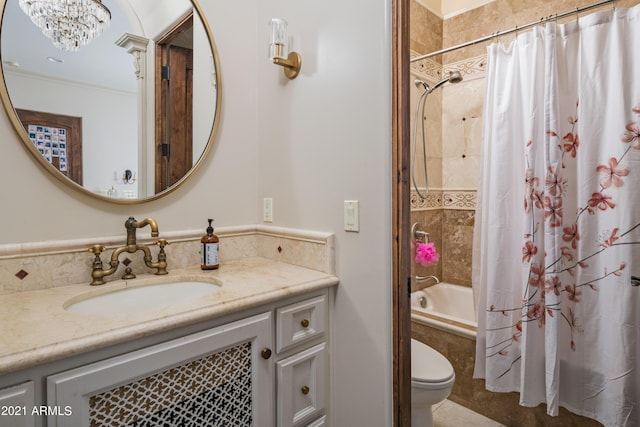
[410, 0, 618, 62]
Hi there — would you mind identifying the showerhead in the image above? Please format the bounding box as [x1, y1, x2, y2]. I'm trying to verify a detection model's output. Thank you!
[430, 71, 463, 92]
[415, 71, 463, 94]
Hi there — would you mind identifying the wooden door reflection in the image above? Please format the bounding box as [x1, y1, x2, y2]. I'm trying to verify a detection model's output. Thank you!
[16, 108, 83, 185]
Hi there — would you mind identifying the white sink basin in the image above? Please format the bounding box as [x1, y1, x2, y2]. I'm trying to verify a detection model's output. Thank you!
[65, 280, 221, 314]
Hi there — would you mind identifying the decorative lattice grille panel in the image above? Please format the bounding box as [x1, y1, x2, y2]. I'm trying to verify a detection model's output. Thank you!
[88, 341, 252, 426]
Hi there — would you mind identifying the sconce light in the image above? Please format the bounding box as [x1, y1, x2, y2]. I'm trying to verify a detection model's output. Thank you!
[122, 169, 136, 184]
[269, 18, 302, 79]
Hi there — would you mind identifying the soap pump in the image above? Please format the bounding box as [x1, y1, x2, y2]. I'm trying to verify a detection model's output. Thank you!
[201, 219, 219, 270]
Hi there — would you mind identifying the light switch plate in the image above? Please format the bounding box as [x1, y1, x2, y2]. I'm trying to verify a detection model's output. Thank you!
[344, 200, 359, 232]
[263, 198, 273, 223]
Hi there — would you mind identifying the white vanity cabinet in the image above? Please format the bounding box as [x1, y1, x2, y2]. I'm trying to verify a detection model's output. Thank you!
[47, 312, 273, 426]
[39, 290, 331, 427]
[275, 295, 328, 427]
[0, 381, 35, 427]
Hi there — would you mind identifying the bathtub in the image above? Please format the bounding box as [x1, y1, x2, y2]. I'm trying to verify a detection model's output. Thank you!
[411, 282, 477, 339]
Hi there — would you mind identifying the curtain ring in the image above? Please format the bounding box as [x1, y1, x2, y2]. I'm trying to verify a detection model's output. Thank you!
[575, 6, 579, 23]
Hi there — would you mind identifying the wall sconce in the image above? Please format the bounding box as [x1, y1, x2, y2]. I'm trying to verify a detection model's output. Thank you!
[269, 18, 302, 79]
[122, 169, 136, 184]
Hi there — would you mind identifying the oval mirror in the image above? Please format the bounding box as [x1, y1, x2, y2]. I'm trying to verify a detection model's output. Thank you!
[0, 0, 221, 203]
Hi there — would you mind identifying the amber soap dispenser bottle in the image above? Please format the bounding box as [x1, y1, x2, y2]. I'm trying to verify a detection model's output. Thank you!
[201, 219, 219, 270]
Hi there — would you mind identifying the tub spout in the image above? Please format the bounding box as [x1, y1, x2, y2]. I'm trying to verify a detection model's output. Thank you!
[415, 275, 440, 291]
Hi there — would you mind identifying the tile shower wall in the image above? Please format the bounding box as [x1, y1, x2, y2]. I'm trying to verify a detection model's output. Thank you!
[410, 195, 475, 288]
[441, 0, 640, 65]
[411, 208, 442, 284]
[410, 2, 443, 191]
[410, 2, 477, 289]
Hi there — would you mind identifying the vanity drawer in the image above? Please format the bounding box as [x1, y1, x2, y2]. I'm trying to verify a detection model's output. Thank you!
[276, 295, 326, 353]
[276, 343, 326, 427]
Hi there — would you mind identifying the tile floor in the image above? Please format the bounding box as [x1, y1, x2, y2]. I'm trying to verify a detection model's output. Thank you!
[433, 399, 505, 427]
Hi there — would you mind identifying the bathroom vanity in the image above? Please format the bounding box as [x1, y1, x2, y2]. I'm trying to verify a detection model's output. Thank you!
[0, 256, 337, 427]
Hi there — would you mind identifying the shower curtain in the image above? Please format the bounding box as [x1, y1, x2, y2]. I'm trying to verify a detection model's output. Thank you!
[473, 5, 640, 426]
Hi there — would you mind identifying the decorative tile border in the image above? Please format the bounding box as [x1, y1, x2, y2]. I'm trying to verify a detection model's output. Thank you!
[442, 190, 477, 210]
[411, 188, 476, 210]
[410, 188, 443, 210]
[411, 50, 488, 83]
[410, 50, 441, 84]
[443, 54, 488, 81]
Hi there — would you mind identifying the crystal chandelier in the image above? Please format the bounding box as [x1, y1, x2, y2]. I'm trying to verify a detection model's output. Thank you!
[19, 0, 111, 52]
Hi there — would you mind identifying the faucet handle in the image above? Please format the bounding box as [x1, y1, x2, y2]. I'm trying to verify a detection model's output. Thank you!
[88, 244, 106, 254]
[154, 239, 171, 249]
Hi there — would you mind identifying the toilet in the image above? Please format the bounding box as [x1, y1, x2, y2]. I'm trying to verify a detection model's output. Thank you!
[411, 339, 455, 427]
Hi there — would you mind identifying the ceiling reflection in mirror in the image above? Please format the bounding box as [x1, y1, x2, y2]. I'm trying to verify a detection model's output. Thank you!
[0, 0, 221, 203]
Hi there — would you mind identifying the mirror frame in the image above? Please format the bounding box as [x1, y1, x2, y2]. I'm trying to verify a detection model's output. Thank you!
[0, 0, 222, 204]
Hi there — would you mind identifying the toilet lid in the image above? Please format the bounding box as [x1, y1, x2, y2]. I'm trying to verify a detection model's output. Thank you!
[411, 339, 454, 383]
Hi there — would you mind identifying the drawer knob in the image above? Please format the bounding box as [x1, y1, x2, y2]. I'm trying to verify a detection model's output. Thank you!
[300, 319, 310, 328]
[261, 348, 272, 359]
[301, 386, 310, 395]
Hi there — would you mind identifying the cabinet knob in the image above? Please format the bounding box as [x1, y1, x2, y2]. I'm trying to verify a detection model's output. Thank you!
[301, 385, 310, 395]
[261, 348, 272, 359]
[300, 319, 310, 328]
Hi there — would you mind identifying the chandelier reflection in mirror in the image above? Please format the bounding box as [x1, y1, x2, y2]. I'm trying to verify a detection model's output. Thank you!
[18, 0, 111, 52]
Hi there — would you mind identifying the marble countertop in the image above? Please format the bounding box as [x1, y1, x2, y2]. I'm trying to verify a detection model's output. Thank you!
[0, 257, 338, 375]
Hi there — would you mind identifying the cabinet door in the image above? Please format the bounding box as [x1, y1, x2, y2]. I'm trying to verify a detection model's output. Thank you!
[277, 343, 326, 427]
[0, 382, 35, 427]
[47, 313, 273, 427]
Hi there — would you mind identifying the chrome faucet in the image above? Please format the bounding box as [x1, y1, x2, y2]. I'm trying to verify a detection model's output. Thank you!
[88, 216, 170, 285]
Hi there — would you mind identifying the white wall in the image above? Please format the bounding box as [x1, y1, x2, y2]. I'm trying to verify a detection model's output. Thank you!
[0, 0, 393, 424]
[5, 71, 137, 195]
[254, 0, 392, 423]
[127, 0, 192, 39]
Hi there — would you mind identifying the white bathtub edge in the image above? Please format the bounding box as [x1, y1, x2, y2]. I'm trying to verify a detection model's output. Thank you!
[411, 311, 476, 340]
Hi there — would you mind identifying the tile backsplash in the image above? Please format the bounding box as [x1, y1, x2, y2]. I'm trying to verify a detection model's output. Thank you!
[0, 225, 335, 295]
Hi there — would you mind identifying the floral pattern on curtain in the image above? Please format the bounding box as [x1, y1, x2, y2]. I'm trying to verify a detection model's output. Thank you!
[473, 5, 640, 426]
